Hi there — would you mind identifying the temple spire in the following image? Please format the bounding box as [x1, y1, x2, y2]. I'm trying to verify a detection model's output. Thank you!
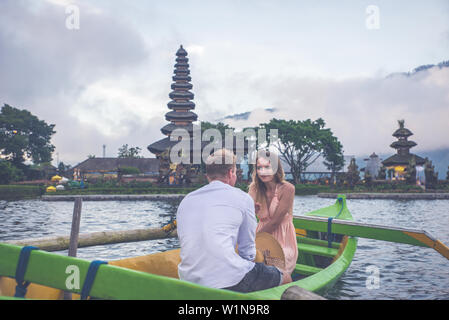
[382, 119, 426, 170]
[148, 45, 198, 154]
[390, 119, 416, 156]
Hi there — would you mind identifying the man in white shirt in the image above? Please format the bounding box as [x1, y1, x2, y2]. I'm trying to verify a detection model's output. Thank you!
[177, 149, 282, 292]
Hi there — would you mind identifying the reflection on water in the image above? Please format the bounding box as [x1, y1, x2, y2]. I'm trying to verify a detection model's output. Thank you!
[1, 196, 448, 300]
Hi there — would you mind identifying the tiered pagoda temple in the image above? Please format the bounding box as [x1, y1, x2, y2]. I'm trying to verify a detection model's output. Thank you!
[148, 45, 249, 184]
[382, 120, 425, 177]
[148, 45, 198, 156]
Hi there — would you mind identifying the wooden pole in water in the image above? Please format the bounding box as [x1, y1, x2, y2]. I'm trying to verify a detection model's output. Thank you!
[68, 197, 82, 257]
[64, 197, 82, 300]
[7, 227, 178, 251]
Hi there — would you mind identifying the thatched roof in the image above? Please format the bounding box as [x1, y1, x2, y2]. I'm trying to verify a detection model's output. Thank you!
[72, 158, 160, 174]
[382, 154, 426, 167]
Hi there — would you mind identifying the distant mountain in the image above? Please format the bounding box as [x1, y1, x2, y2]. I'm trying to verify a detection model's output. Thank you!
[217, 107, 277, 122]
[387, 60, 449, 78]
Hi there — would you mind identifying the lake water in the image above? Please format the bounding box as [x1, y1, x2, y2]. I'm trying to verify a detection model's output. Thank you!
[1, 196, 448, 300]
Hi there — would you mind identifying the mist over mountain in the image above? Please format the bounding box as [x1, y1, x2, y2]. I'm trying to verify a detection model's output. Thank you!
[387, 60, 449, 78]
[217, 108, 277, 122]
[220, 60, 449, 177]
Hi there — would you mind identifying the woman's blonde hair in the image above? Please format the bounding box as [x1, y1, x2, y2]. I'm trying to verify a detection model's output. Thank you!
[249, 149, 285, 206]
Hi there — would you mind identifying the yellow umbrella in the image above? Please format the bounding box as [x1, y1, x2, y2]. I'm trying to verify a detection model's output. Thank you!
[46, 186, 56, 192]
[51, 175, 62, 182]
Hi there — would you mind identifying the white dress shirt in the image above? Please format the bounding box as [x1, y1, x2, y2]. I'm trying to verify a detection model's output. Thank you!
[177, 180, 257, 288]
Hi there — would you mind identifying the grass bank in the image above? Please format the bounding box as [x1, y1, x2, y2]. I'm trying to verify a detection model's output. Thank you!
[0, 185, 46, 201]
[2, 182, 448, 201]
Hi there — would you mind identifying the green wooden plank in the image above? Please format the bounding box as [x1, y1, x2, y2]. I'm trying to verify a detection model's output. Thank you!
[297, 243, 339, 258]
[0, 243, 259, 300]
[297, 236, 340, 249]
[294, 264, 323, 276]
[293, 215, 431, 247]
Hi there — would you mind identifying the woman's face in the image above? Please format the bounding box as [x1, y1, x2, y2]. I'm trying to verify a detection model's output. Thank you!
[256, 157, 275, 183]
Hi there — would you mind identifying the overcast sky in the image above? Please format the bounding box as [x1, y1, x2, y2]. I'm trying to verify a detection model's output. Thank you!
[1, 0, 448, 166]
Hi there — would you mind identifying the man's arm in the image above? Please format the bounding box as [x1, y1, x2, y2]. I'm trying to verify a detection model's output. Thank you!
[236, 195, 257, 261]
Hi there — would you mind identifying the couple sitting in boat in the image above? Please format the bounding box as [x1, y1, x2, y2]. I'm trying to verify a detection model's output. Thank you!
[177, 148, 298, 293]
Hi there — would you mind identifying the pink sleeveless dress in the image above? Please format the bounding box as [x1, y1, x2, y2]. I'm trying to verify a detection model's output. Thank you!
[256, 184, 298, 276]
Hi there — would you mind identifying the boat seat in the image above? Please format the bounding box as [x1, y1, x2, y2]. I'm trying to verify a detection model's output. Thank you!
[109, 249, 181, 279]
[297, 236, 341, 249]
[294, 264, 323, 276]
[297, 243, 339, 258]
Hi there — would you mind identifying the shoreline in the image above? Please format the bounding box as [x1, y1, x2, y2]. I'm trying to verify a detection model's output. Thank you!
[317, 192, 449, 200]
[41, 194, 185, 201]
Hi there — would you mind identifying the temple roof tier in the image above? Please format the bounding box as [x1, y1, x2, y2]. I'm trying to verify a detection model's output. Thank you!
[382, 154, 426, 167]
[165, 111, 198, 122]
[167, 101, 195, 110]
[171, 83, 193, 90]
[393, 127, 413, 138]
[174, 69, 190, 75]
[176, 45, 188, 56]
[176, 57, 188, 63]
[169, 91, 194, 100]
[174, 62, 190, 68]
[172, 75, 192, 82]
[161, 123, 197, 135]
[390, 140, 417, 149]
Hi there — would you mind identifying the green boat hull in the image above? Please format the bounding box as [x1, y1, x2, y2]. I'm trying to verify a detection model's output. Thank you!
[0, 195, 356, 300]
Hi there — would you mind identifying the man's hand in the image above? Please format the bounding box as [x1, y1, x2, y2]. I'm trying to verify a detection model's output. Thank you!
[255, 202, 261, 215]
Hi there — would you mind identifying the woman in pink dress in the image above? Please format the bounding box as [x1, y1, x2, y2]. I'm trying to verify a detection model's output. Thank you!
[248, 150, 298, 283]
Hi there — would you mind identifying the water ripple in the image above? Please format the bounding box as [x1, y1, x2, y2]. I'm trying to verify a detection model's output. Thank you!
[1, 196, 448, 299]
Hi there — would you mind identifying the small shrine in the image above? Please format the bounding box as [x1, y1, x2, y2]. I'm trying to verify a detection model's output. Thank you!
[382, 120, 425, 180]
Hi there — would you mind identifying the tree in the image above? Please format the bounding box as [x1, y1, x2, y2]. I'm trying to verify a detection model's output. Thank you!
[446, 165, 449, 182]
[118, 166, 141, 175]
[117, 144, 142, 158]
[345, 158, 360, 188]
[322, 135, 345, 184]
[200, 121, 234, 137]
[424, 158, 438, 189]
[0, 104, 56, 166]
[58, 162, 71, 176]
[261, 118, 341, 184]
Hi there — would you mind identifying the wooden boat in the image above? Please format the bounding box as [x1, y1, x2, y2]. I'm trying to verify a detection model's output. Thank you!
[0, 195, 357, 300]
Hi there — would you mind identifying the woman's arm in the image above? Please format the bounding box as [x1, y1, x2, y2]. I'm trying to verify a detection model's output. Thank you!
[257, 183, 295, 234]
[248, 184, 261, 215]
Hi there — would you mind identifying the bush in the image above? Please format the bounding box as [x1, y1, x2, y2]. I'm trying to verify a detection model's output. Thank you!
[118, 166, 141, 175]
[0, 161, 23, 184]
[0, 185, 45, 200]
[294, 184, 333, 195]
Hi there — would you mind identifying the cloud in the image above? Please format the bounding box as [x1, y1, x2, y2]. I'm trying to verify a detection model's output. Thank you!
[1, 0, 448, 167]
[0, 0, 160, 165]
[219, 66, 449, 156]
